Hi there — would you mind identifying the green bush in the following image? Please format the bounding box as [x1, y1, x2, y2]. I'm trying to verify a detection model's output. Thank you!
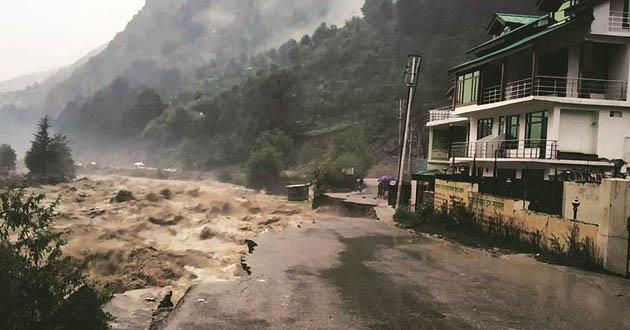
[246, 147, 284, 191]
[0, 188, 112, 329]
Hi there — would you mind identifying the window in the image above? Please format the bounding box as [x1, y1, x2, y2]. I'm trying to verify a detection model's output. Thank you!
[477, 118, 494, 140]
[456, 71, 480, 105]
[525, 111, 548, 147]
[498, 116, 506, 136]
[505, 115, 520, 149]
[611, 111, 622, 118]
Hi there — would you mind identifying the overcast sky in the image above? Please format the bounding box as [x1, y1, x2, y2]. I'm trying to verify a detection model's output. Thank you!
[0, 0, 145, 82]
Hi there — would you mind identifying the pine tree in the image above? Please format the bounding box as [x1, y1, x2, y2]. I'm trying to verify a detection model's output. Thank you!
[25, 116, 52, 177]
[25, 116, 76, 179]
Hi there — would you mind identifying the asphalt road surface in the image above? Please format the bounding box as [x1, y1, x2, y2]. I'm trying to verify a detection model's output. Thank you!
[159, 217, 630, 330]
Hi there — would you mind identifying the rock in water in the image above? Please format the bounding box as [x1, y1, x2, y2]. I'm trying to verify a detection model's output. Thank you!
[158, 291, 174, 308]
[111, 190, 135, 203]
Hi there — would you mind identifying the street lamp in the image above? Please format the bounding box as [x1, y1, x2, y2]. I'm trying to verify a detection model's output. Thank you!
[396, 54, 422, 210]
[572, 198, 580, 220]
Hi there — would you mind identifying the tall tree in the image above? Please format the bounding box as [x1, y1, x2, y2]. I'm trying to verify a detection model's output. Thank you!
[25, 116, 52, 177]
[25, 116, 76, 179]
[0, 144, 17, 173]
[49, 134, 76, 179]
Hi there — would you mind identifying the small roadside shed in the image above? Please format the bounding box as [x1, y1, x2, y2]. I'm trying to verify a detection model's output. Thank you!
[287, 184, 311, 202]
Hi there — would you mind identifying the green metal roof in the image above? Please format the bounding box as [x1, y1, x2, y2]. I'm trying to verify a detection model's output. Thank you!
[468, 14, 551, 54]
[451, 19, 570, 73]
[496, 13, 543, 25]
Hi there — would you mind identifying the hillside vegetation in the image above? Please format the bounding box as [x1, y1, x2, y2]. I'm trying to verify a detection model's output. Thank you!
[57, 1, 536, 184]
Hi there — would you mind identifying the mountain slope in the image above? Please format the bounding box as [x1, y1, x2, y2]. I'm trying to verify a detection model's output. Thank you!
[38, 0, 363, 116]
[56, 0, 538, 171]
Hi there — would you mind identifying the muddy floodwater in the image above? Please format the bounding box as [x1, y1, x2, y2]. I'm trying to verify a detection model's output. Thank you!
[30, 175, 314, 329]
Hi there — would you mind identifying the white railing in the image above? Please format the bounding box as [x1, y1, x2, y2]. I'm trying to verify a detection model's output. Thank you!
[609, 11, 630, 31]
[535, 76, 628, 101]
[483, 85, 501, 104]
[450, 139, 559, 160]
[480, 76, 628, 105]
[428, 106, 454, 122]
[505, 78, 534, 100]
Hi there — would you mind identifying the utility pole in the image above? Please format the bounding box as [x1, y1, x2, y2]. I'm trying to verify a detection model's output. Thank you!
[396, 99, 405, 150]
[396, 55, 422, 209]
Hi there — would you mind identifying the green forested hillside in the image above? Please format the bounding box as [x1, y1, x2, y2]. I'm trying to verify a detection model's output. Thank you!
[56, 0, 537, 180]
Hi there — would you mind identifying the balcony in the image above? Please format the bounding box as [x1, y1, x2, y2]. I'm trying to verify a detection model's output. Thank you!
[450, 139, 559, 160]
[609, 11, 630, 31]
[427, 106, 454, 122]
[480, 76, 628, 105]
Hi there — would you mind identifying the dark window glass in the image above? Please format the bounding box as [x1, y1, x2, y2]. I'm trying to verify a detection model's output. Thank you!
[505, 115, 520, 149]
[498, 116, 505, 135]
[477, 118, 494, 140]
[525, 111, 548, 148]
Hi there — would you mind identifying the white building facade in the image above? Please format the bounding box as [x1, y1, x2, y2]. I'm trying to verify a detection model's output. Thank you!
[426, 0, 630, 181]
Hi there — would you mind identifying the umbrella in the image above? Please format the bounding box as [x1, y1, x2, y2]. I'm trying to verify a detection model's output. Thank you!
[378, 175, 395, 183]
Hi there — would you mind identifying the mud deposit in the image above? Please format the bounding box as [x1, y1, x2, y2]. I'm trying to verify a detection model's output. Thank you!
[30, 175, 313, 329]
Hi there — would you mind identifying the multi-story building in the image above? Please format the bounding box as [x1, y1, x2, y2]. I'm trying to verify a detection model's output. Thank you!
[426, 0, 630, 181]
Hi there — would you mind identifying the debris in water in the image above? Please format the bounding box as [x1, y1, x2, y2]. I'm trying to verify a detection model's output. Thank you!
[145, 297, 157, 302]
[264, 218, 280, 226]
[245, 239, 258, 254]
[158, 291, 174, 308]
[160, 189, 173, 200]
[199, 227, 214, 240]
[111, 190, 135, 203]
[197, 298, 207, 303]
[87, 208, 106, 218]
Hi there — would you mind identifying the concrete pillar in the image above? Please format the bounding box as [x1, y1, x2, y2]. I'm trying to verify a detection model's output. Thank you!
[598, 179, 630, 276]
[410, 180, 418, 212]
[626, 42, 630, 102]
[427, 127, 434, 161]
[548, 106, 562, 141]
[567, 45, 582, 97]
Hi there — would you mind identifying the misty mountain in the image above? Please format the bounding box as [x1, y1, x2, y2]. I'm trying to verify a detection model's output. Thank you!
[56, 0, 537, 170]
[0, 70, 56, 94]
[34, 0, 363, 117]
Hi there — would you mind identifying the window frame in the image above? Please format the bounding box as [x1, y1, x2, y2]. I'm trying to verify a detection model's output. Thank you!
[477, 118, 494, 140]
[525, 110, 548, 148]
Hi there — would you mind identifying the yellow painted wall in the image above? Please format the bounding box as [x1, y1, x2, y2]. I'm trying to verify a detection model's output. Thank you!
[563, 182, 603, 226]
[436, 181, 600, 250]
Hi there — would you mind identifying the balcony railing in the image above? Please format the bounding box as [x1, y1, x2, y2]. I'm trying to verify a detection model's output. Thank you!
[428, 106, 454, 122]
[535, 76, 628, 100]
[609, 11, 630, 31]
[483, 85, 501, 104]
[480, 76, 628, 105]
[450, 139, 559, 160]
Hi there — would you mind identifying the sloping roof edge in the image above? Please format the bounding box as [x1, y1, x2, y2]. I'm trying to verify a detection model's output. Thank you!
[450, 19, 572, 73]
[468, 14, 550, 55]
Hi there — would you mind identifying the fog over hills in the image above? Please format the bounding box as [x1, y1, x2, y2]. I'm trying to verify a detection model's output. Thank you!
[0, 0, 363, 154]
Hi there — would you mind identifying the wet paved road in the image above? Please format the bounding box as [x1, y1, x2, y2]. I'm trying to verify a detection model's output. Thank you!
[160, 217, 630, 330]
